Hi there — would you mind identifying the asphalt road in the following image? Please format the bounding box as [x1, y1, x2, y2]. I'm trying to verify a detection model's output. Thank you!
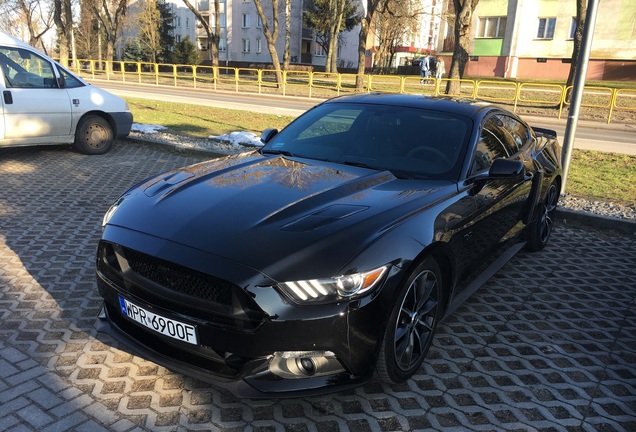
[91, 80, 636, 156]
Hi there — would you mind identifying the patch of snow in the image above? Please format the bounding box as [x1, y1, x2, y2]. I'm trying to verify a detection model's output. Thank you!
[210, 131, 263, 147]
[131, 123, 168, 134]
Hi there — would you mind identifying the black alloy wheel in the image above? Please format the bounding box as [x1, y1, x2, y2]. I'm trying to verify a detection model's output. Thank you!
[527, 181, 559, 251]
[376, 257, 442, 383]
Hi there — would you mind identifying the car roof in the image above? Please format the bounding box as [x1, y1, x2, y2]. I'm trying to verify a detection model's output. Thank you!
[324, 93, 497, 118]
[0, 31, 33, 49]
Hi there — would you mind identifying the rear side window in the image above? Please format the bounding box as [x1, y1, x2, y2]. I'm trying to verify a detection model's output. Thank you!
[483, 116, 519, 155]
[0, 47, 58, 89]
[497, 115, 531, 149]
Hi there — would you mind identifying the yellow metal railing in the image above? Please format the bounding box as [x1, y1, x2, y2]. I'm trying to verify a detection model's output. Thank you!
[66, 58, 635, 124]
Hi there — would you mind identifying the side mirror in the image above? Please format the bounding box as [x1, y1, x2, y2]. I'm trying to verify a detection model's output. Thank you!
[488, 158, 524, 178]
[260, 128, 278, 144]
[469, 158, 524, 187]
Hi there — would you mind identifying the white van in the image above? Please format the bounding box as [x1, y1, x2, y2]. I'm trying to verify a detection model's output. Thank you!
[0, 31, 132, 154]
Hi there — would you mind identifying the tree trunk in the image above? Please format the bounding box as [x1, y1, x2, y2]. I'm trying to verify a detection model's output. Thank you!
[254, 0, 283, 87]
[565, 0, 586, 100]
[283, 0, 291, 70]
[355, 12, 370, 89]
[211, 0, 220, 66]
[53, 0, 71, 66]
[330, 0, 344, 73]
[446, 0, 479, 95]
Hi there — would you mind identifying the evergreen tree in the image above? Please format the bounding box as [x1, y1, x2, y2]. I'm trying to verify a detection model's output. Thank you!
[157, 0, 175, 63]
[173, 36, 201, 65]
[123, 38, 149, 62]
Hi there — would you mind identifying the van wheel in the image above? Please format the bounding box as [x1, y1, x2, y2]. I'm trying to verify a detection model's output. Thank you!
[74, 115, 113, 155]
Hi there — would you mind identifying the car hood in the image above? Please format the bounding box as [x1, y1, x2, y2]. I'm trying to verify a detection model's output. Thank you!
[108, 151, 456, 280]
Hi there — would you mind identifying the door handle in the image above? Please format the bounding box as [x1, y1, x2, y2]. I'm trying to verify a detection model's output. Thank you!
[3, 90, 13, 104]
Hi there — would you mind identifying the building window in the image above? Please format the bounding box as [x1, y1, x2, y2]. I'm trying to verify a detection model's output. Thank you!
[219, 38, 226, 51]
[242, 38, 250, 53]
[569, 17, 577, 39]
[212, 13, 226, 28]
[256, 15, 262, 29]
[314, 41, 325, 57]
[186, 18, 189, 28]
[256, 38, 262, 54]
[242, 14, 250, 28]
[176, 34, 181, 43]
[537, 17, 556, 39]
[477, 17, 506, 38]
[176, 17, 181, 27]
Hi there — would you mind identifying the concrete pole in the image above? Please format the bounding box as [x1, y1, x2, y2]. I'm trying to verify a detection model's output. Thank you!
[560, 0, 600, 195]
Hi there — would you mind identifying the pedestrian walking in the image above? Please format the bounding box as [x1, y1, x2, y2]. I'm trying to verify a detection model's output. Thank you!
[419, 56, 430, 84]
[435, 57, 445, 81]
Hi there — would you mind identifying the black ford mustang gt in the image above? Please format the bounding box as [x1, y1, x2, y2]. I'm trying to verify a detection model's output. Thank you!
[96, 93, 561, 398]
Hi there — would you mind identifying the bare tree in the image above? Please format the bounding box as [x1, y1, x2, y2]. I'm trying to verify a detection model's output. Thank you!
[373, 0, 418, 74]
[355, 0, 388, 89]
[253, 0, 283, 86]
[93, 0, 128, 72]
[76, 0, 100, 60]
[445, 0, 479, 95]
[181, 0, 220, 66]
[138, 0, 161, 63]
[16, 0, 53, 51]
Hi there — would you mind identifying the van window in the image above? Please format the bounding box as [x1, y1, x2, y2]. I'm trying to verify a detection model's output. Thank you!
[0, 47, 57, 89]
[58, 66, 84, 88]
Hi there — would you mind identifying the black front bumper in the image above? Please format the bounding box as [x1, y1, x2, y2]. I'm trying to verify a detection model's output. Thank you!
[95, 227, 399, 398]
[96, 302, 369, 398]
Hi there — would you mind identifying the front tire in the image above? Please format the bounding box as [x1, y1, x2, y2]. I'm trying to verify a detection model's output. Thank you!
[526, 181, 559, 252]
[376, 257, 442, 384]
[74, 115, 114, 155]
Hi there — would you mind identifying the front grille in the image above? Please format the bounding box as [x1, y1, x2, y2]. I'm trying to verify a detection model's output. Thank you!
[97, 241, 265, 330]
[123, 248, 233, 306]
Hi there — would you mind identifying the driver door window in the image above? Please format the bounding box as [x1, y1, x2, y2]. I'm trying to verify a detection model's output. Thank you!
[0, 47, 57, 88]
[471, 126, 508, 175]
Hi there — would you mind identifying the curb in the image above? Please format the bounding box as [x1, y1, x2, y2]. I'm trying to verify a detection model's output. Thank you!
[555, 207, 636, 235]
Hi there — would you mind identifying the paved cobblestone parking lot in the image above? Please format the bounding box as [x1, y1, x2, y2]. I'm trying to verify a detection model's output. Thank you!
[0, 141, 635, 431]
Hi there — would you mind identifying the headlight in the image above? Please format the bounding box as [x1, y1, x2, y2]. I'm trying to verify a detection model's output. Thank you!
[278, 265, 388, 304]
[102, 197, 124, 227]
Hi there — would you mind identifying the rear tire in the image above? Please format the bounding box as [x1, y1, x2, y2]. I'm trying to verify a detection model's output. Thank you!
[376, 256, 442, 384]
[74, 115, 114, 155]
[526, 181, 559, 252]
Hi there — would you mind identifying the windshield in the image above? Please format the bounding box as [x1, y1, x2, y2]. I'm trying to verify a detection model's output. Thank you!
[262, 102, 472, 180]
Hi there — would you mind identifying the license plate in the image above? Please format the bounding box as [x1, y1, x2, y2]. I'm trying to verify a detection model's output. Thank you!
[118, 296, 198, 345]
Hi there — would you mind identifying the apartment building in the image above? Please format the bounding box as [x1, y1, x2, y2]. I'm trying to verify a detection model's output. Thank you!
[193, 0, 445, 71]
[448, 0, 636, 80]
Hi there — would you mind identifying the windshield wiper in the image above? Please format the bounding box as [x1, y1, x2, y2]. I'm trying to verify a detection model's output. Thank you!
[261, 149, 295, 157]
[342, 160, 378, 170]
